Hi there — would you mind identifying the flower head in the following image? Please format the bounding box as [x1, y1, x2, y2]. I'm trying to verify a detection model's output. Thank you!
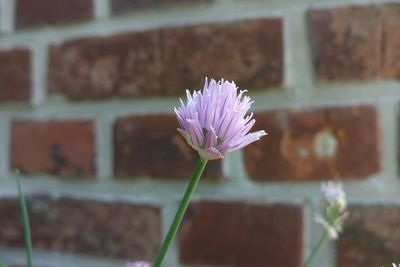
[315, 181, 348, 240]
[125, 262, 150, 267]
[321, 181, 346, 212]
[175, 78, 267, 160]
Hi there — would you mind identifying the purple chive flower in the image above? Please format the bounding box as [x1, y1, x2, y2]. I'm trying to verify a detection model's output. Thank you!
[125, 262, 151, 267]
[175, 78, 267, 160]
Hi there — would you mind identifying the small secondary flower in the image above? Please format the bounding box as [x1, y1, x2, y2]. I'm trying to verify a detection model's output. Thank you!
[126, 262, 151, 267]
[315, 182, 348, 240]
[321, 182, 346, 211]
[175, 78, 267, 160]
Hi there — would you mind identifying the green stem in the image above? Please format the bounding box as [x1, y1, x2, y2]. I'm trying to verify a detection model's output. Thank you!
[16, 171, 33, 267]
[302, 231, 328, 267]
[152, 158, 208, 267]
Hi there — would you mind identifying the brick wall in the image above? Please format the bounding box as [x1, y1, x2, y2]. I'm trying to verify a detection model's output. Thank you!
[0, 0, 399, 266]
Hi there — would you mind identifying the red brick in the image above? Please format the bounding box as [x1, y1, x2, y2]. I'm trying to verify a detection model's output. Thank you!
[337, 205, 400, 267]
[111, 0, 212, 14]
[49, 18, 283, 101]
[381, 5, 400, 80]
[15, 0, 93, 29]
[11, 121, 95, 178]
[48, 31, 161, 100]
[244, 106, 380, 181]
[0, 196, 161, 260]
[309, 4, 400, 81]
[179, 201, 303, 267]
[0, 49, 31, 103]
[162, 18, 283, 94]
[114, 114, 222, 180]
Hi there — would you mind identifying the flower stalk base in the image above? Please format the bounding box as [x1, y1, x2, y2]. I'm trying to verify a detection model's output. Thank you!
[152, 158, 208, 267]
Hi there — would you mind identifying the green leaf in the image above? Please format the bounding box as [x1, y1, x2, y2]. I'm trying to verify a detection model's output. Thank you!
[15, 170, 33, 267]
[0, 263, 7, 267]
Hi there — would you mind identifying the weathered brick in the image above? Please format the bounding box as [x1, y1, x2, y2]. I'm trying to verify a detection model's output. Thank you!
[244, 106, 380, 181]
[111, 0, 212, 14]
[381, 5, 400, 80]
[114, 114, 222, 180]
[48, 18, 283, 100]
[179, 201, 303, 267]
[48, 31, 161, 100]
[337, 205, 400, 267]
[0, 196, 161, 260]
[15, 0, 93, 29]
[309, 4, 400, 81]
[11, 121, 95, 178]
[0, 49, 31, 103]
[162, 18, 283, 94]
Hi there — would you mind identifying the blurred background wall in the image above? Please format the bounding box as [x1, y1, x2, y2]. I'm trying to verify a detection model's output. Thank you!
[0, 0, 399, 266]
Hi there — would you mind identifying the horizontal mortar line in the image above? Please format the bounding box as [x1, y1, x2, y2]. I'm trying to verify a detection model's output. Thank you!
[0, 0, 397, 47]
[0, 247, 126, 267]
[251, 81, 400, 111]
[0, 81, 399, 116]
[0, 97, 181, 117]
[1, 173, 400, 203]
[242, 0, 400, 9]
[0, 1, 287, 48]
[345, 199, 400, 206]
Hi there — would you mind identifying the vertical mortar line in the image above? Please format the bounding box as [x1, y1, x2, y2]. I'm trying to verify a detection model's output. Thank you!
[303, 197, 336, 267]
[222, 150, 248, 183]
[283, 9, 314, 94]
[303, 199, 312, 265]
[0, 115, 11, 180]
[161, 200, 181, 267]
[322, 231, 336, 267]
[31, 43, 48, 106]
[377, 102, 400, 193]
[95, 116, 114, 180]
[94, 0, 111, 19]
[0, 0, 15, 33]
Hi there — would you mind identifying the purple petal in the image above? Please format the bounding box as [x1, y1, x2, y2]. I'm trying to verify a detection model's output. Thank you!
[204, 125, 218, 148]
[228, 130, 267, 152]
[177, 128, 198, 151]
[202, 147, 223, 160]
[186, 118, 204, 149]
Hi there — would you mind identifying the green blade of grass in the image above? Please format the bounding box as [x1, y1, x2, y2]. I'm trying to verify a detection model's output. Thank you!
[15, 170, 33, 267]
